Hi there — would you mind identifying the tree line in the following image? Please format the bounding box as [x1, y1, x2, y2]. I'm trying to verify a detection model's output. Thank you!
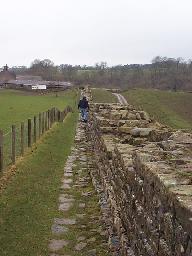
[11, 57, 192, 91]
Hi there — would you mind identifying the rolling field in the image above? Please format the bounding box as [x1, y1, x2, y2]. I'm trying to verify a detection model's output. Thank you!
[122, 89, 192, 130]
[0, 89, 78, 133]
[0, 89, 78, 168]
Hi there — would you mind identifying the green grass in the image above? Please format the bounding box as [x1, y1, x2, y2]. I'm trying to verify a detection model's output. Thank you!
[0, 111, 78, 256]
[0, 89, 78, 168]
[122, 89, 192, 129]
[0, 89, 78, 132]
[92, 88, 118, 103]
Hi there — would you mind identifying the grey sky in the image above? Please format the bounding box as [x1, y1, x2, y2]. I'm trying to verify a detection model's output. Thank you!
[1, 0, 192, 67]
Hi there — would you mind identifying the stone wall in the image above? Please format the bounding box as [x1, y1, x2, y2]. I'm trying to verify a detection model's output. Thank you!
[86, 90, 192, 255]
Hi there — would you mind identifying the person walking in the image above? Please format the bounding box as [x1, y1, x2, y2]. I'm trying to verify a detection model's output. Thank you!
[78, 96, 89, 122]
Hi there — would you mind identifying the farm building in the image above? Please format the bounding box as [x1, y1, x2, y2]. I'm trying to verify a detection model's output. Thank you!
[0, 65, 72, 90]
[0, 65, 16, 83]
[6, 79, 72, 90]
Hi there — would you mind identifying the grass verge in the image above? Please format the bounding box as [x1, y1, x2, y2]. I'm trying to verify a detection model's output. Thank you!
[91, 88, 118, 103]
[0, 111, 78, 256]
[122, 89, 192, 130]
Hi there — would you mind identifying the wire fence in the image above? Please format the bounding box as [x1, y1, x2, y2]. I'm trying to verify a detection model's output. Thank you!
[0, 105, 72, 171]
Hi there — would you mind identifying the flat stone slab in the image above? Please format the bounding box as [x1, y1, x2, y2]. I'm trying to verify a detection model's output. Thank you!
[79, 203, 86, 208]
[64, 167, 73, 173]
[61, 184, 71, 189]
[77, 236, 86, 242]
[59, 193, 74, 200]
[59, 202, 73, 212]
[64, 173, 73, 177]
[49, 239, 68, 251]
[54, 218, 76, 225]
[59, 195, 74, 203]
[63, 179, 73, 184]
[75, 242, 87, 251]
[51, 224, 68, 235]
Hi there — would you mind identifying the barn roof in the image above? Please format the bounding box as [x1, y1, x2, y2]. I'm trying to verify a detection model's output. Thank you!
[7, 79, 72, 87]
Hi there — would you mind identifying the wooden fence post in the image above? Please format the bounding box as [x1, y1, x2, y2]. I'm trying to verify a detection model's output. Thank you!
[21, 122, 24, 156]
[28, 119, 32, 147]
[49, 110, 51, 127]
[44, 112, 46, 132]
[45, 111, 48, 131]
[48, 110, 50, 129]
[53, 108, 55, 122]
[39, 113, 41, 138]
[43, 112, 46, 132]
[58, 110, 60, 122]
[63, 109, 66, 118]
[42, 112, 45, 134]
[54, 108, 56, 122]
[57, 108, 59, 121]
[12, 125, 16, 164]
[49, 109, 51, 128]
[52, 108, 54, 123]
[44, 112, 46, 131]
[34, 116, 37, 143]
[49, 109, 52, 128]
[0, 130, 3, 171]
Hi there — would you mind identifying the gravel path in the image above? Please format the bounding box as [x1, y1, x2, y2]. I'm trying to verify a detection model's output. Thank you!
[113, 93, 128, 105]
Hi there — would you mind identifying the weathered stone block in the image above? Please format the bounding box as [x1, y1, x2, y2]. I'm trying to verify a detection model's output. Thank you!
[139, 111, 151, 121]
[127, 113, 137, 120]
[130, 128, 154, 137]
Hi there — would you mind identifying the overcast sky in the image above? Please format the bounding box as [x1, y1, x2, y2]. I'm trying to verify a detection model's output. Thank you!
[0, 0, 192, 67]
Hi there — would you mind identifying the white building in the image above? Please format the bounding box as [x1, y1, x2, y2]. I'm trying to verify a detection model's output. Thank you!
[31, 85, 47, 90]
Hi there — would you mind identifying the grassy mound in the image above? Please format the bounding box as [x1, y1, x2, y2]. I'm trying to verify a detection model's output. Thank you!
[91, 88, 118, 103]
[123, 89, 192, 130]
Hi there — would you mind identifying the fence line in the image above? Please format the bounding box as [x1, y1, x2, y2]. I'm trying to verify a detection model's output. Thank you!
[0, 105, 72, 172]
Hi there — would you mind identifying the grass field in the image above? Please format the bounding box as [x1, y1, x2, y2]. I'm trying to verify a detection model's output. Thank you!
[91, 88, 118, 103]
[122, 89, 192, 130]
[0, 89, 78, 133]
[0, 107, 78, 255]
[0, 89, 79, 255]
[0, 89, 78, 168]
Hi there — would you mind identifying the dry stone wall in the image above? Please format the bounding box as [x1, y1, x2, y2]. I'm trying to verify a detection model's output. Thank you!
[85, 89, 192, 256]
